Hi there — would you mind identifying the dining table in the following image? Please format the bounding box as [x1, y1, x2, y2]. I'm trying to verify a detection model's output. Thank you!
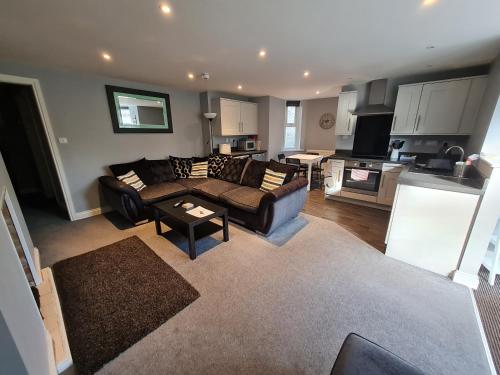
[287, 153, 324, 191]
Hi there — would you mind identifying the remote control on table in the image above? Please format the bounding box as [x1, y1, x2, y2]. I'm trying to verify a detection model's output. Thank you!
[173, 200, 184, 208]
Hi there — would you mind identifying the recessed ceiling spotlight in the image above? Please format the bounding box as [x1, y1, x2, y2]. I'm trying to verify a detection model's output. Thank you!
[426, 45, 435, 49]
[316, 90, 320, 95]
[303, 70, 310, 77]
[237, 85, 243, 90]
[187, 73, 195, 80]
[160, 4, 172, 14]
[102, 52, 112, 61]
[259, 49, 267, 58]
[422, 0, 437, 7]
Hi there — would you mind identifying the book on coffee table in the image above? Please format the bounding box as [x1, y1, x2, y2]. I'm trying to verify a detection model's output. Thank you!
[185, 206, 214, 218]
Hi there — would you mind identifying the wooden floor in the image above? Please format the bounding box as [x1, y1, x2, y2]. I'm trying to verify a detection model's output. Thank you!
[302, 189, 390, 253]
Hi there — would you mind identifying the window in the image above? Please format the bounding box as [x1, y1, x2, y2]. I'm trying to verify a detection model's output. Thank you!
[283, 101, 301, 150]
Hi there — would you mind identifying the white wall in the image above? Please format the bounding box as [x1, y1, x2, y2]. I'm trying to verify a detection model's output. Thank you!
[0, 61, 204, 214]
[301, 97, 338, 151]
[0, 153, 52, 375]
[268, 96, 286, 160]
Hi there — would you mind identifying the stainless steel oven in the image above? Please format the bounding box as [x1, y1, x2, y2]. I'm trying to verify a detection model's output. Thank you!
[341, 160, 383, 196]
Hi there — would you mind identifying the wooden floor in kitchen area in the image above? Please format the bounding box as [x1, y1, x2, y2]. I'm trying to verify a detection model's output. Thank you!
[303, 189, 390, 253]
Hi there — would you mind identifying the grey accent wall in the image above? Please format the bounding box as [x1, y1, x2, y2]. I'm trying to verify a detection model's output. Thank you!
[467, 54, 500, 155]
[301, 97, 338, 151]
[0, 61, 204, 213]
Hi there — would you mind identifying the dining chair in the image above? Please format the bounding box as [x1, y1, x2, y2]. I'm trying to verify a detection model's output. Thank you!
[285, 158, 307, 178]
[277, 153, 286, 163]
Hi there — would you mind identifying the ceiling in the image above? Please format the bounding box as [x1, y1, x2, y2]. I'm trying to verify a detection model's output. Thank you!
[1, 0, 499, 99]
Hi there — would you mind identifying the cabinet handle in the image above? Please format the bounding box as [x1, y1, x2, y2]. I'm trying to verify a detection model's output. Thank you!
[347, 118, 351, 132]
[415, 114, 421, 132]
[381, 175, 385, 189]
[392, 115, 397, 131]
[337, 170, 342, 182]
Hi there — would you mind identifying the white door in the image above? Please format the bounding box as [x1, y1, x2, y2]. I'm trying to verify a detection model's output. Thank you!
[335, 92, 357, 135]
[415, 79, 471, 134]
[220, 99, 241, 135]
[240, 102, 258, 135]
[377, 172, 399, 205]
[391, 84, 423, 135]
[458, 76, 488, 134]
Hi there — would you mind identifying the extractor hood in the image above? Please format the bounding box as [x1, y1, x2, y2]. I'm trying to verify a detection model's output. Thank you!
[350, 79, 394, 116]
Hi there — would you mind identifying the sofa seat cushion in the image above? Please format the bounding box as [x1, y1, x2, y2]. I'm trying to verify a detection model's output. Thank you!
[193, 179, 241, 201]
[221, 186, 266, 214]
[176, 178, 214, 190]
[138, 182, 188, 205]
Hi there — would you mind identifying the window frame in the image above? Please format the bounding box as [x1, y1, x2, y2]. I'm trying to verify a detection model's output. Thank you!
[283, 104, 302, 151]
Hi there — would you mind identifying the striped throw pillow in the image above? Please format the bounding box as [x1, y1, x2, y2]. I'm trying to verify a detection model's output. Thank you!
[189, 161, 208, 178]
[117, 170, 146, 191]
[260, 168, 286, 192]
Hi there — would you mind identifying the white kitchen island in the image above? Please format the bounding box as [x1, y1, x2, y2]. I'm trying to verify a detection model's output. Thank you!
[385, 170, 485, 277]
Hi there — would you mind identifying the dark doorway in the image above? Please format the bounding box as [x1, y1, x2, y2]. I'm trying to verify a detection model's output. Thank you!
[0, 83, 69, 223]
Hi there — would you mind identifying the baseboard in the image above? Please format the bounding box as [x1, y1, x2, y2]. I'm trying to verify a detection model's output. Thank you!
[73, 206, 112, 220]
[452, 270, 480, 289]
[469, 288, 497, 375]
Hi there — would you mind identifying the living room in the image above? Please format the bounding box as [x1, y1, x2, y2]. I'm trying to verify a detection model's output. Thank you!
[1, 1, 500, 375]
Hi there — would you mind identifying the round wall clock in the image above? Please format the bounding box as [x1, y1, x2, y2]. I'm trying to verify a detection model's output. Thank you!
[319, 112, 335, 129]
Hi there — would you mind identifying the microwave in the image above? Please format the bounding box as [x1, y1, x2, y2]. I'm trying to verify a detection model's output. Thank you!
[238, 140, 256, 151]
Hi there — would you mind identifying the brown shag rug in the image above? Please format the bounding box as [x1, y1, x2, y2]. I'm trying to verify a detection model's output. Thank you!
[52, 236, 200, 374]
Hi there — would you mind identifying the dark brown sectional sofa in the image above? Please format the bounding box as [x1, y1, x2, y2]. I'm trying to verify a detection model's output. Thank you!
[99, 156, 308, 235]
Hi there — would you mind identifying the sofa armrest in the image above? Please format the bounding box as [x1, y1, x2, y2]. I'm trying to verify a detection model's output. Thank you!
[261, 177, 308, 205]
[98, 176, 144, 210]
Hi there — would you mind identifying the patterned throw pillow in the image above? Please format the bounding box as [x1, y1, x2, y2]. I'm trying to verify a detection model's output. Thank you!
[208, 153, 232, 178]
[260, 168, 286, 192]
[117, 170, 146, 191]
[169, 156, 192, 179]
[189, 161, 208, 178]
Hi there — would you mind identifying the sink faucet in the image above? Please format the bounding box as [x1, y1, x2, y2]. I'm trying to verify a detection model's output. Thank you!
[445, 145, 465, 162]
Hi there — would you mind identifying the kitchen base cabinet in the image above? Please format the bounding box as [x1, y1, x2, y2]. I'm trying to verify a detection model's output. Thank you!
[385, 184, 479, 276]
[377, 164, 403, 206]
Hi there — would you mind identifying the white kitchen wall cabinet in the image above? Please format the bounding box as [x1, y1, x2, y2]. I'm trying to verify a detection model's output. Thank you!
[377, 164, 403, 206]
[335, 91, 357, 136]
[415, 79, 471, 135]
[391, 84, 423, 135]
[324, 159, 345, 196]
[213, 98, 258, 136]
[391, 76, 487, 136]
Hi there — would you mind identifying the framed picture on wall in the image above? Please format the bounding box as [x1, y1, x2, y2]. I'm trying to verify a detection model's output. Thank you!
[105, 85, 173, 133]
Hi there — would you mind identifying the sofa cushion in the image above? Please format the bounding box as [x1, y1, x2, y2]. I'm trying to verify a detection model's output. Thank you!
[260, 168, 287, 192]
[189, 161, 208, 178]
[140, 159, 176, 185]
[176, 178, 213, 190]
[240, 160, 269, 188]
[221, 186, 266, 214]
[116, 170, 147, 191]
[207, 153, 232, 178]
[138, 182, 188, 205]
[269, 159, 297, 184]
[109, 158, 146, 178]
[220, 158, 249, 184]
[193, 179, 241, 200]
[169, 156, 192, 179]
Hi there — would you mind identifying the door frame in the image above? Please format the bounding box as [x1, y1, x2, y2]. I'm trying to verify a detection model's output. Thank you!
[0, 73, 76, 220]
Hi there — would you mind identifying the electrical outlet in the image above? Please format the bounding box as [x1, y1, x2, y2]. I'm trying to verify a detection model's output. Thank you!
[58, 137, 68, 144]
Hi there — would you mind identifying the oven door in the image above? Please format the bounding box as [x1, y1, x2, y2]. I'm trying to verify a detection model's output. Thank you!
[342, 167, 381, 195]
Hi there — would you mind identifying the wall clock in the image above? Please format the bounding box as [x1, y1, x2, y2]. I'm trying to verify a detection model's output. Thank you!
[319, 112, 335, 129]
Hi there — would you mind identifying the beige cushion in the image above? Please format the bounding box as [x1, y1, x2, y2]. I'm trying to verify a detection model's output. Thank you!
[138, 182, 187, 205]
[260, 168, 286, 192]
[221, 186, 266, 214]
[193, 179, 241, 200]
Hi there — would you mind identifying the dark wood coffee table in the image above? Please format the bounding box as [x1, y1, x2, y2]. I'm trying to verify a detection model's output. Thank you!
[152, 194, 229, 260]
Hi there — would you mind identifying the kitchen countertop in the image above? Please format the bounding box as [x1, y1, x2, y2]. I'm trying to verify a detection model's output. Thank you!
[397, 167, 486, 195]
[229, 149, 267, 157]
[330, 149, 407, 164]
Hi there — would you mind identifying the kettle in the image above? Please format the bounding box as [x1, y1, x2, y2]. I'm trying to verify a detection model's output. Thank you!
[390, 140, 405, 161]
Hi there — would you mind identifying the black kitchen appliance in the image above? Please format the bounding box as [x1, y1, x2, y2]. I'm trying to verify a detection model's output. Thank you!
[352, 114, 393, 159]
[342, 159, 383, 196]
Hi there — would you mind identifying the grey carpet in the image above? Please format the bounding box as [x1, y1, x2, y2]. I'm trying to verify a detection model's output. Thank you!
[27, 208, 490, 375]
[475, 266, 500, 373]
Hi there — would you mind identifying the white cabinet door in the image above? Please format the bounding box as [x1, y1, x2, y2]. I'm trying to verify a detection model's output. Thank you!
[335, 92, 357, 135]
[220, 99, 242, 135]
[415, 79, 471, 135]
[324, 159, 344, 196]
[240, 102, 258, 135]
[391, 84, 423, 135]
[458, 76, 488, 134]
[377, 171, 399, 205]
